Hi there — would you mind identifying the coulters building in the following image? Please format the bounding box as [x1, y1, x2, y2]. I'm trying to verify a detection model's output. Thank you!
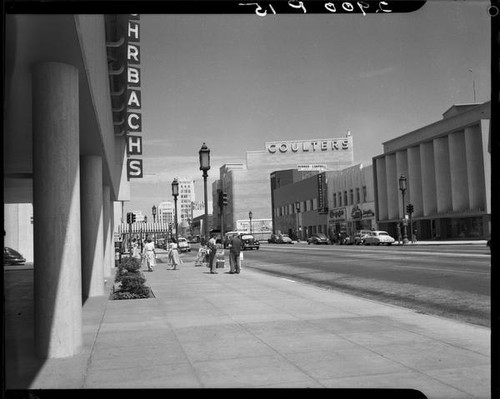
[4, 14, 144, 362]
[373, 101, 491, 240]
[212, 135, 355, 237]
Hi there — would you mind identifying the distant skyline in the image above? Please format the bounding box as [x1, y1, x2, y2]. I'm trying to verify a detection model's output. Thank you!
[126, 1, 491, 218]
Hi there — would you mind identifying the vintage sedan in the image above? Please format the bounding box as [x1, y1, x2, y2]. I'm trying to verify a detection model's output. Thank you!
[4, 247, 26, 265]
[177, 237, 191, 252]
[239, 234, 260, 250]
[363, 231, 395, 246]
[307, 233, 331, 245]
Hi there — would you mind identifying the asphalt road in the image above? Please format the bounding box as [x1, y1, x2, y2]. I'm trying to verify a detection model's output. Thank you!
[239, 243, 491, 327]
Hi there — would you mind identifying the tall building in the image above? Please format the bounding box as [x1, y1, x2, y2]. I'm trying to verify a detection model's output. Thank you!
[177, 178, 195, 225]
[373, 101, 491, 240]
[214, 135, 355, 235]
[157, 201, 174, 225]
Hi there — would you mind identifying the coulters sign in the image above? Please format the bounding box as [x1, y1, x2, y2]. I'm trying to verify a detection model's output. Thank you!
[126, 14, 143, 179]
[266, 138, 351, 154]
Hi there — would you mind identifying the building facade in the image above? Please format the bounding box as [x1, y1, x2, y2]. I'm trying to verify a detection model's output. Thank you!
[4, 14, 138, 361]
[326, 163, 376, 239]
[271, 163, 375, 242]
[373, 102, 491, 240]
[214, 135, 355, 236]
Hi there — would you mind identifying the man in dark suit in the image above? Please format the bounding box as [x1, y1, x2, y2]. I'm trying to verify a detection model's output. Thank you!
[228, 234, 242, 274]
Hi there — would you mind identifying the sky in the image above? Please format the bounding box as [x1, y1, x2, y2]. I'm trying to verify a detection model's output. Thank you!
[126, 0, 491, 217]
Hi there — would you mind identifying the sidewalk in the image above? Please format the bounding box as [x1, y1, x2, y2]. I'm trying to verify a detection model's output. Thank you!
[4, 253, 490, 396]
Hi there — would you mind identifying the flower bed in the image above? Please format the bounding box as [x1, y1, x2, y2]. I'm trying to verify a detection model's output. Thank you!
[111, 256, 153, 300]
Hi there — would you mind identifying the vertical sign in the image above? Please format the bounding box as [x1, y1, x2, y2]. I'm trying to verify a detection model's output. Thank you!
[126, 14, 143, 179]
[317, 172, 328, 214]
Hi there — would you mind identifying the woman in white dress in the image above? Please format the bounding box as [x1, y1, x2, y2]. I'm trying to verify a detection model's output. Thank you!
[167, 241, 181, 270]
[142, 238, 156, 272]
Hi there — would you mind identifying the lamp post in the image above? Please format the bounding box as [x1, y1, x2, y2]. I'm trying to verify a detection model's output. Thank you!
[172, 178, 179, 243]
[249, 211, 253, 235]
[398, 175, 409, 245]
[199, 143, 210, 243]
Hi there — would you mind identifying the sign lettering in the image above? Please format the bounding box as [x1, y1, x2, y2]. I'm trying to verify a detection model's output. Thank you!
[267, 138, 351, 154]
[127, 136, 142, 155]
[127, 159, 143, 178]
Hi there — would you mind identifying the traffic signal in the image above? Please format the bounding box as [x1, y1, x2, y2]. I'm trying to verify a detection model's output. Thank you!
[217, 190, 223, 208]
[406, 204, 414, 214]
[132, 213, 136, 223]
[222, 192, 228, 206]
[127, 212, 131, 224]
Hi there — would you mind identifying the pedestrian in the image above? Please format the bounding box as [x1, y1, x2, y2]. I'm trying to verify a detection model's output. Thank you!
[228, 234, 242, 274]
[142, 237, 156, 272]
[167, 240, 181, 270]
[195, 244, 208, 267]
[412, 228, 418, 243]
[396, 224, 402, 245]
[131, 237, 141, 260]
[207, 234, 218, 274]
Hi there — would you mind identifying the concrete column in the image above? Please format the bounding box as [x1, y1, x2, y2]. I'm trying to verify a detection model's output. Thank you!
[407, 146, 423, 217]
[81, 155, 105, 299]
[385, 154, 398, 220]
[433, 136, 452, 214]
[464, 125, 486, 211]
[480, 120, 491, 214]
[32, 62, 82, 358]
[420, 141, 437, 216]
[103, 185, 113, 279]
[448, 131, 469, 212]
[395, 150, 408, 218]
[375, 157, 388, 221]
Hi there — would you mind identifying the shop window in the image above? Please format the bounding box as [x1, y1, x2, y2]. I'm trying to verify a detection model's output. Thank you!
[313, 198, 318, 210]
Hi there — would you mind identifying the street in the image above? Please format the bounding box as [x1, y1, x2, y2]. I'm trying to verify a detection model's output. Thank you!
[230, 243, 491, 327]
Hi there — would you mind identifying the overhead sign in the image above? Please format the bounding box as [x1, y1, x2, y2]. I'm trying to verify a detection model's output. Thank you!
[126, 14, 144, 179]
[266, 138, 351, 154]
[298, 164, 327, 171]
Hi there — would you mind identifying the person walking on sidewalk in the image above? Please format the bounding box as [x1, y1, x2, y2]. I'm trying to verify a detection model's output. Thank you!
[396, 224, 402, 245]
[228, 234, 242, 274]
[207, 234, 218, 274]
[142, 237, 156, 272]
[167, 240, 181, 270]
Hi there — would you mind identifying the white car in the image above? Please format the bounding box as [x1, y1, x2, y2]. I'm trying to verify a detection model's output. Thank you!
[363, 231, 395, 246]
[177, 237, 191, 252]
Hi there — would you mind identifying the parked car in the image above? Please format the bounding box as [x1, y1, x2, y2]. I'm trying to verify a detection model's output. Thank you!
[4, 247, 26, 265]
[239, 234, 260, 250]
[354, 230, 373, 245]
[307, 233, 331, 245]
[177, 237, 191, 252]
[363, 231, 395, 246]
[277, 234, 293, 244]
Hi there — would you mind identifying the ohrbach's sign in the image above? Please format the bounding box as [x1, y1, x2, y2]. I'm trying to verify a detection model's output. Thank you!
[126, 14, 144, 179]
[266, 138, 351, 154]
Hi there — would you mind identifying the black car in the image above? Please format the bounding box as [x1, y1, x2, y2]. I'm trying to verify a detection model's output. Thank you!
[307, 233, 331, 245]
[4, 247, 26, 265]
[239, 234, 260, 250]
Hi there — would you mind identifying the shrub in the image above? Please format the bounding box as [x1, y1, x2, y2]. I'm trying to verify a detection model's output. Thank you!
[112, 255, 151, 300]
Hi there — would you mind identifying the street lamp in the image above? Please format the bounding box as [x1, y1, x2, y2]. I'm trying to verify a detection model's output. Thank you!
[172, 178, 179, 242]
[152, 205, 157, 223]
[398, 175, 409, 245]
[249, 211, 253, 235]
[199, 143, 210, 243]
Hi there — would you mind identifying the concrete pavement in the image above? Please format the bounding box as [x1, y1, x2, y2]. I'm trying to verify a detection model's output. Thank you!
[4, 250, 490, 396]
